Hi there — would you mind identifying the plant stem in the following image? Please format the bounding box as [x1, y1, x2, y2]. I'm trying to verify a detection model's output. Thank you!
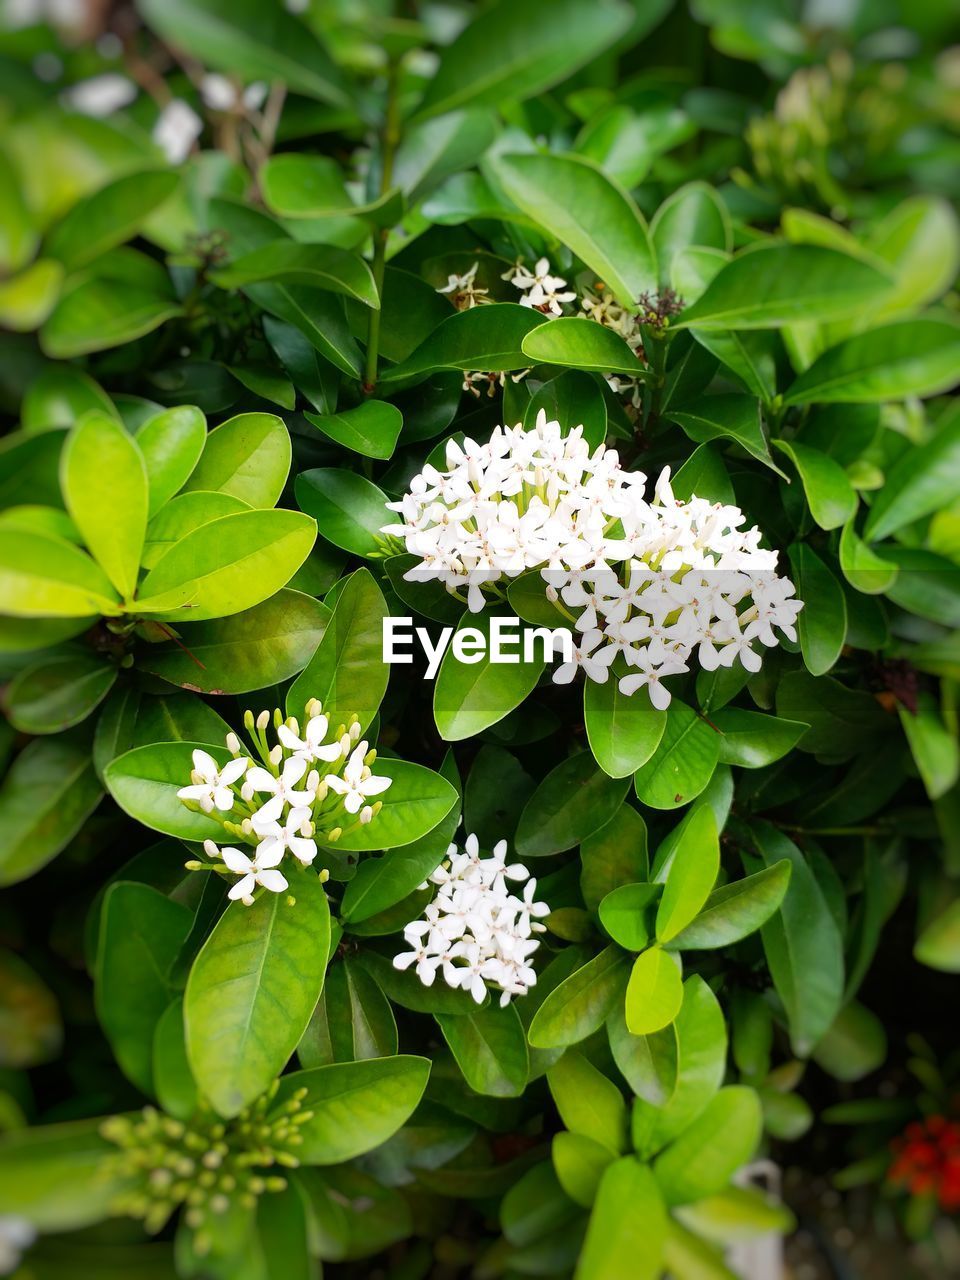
[363, 59, 402, 393]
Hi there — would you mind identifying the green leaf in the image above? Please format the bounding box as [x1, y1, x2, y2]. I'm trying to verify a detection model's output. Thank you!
[40, 276, 181, 358]
[521, 318, 649, 377]
[0, 146, 37, 272]
[812, 1001, 887, 1082]
[575, 1158, 667, 1280]
[61, 409, 148, 600]
[656, 807, 719, 943]
[713, 708, 809, 769]
[838, 519, 898, 595]
[867, 195, 960, 320]
[438, 1003, 529, 1098]
[674, 245, 891, 330]
[185, 870, 331, 1118]
[772, 439, 857, 530]
[490, 153, 656, 307]
[625, 947, 684, 1035]
[153, 999, 197, 1121]
[136, 406, 206, 518]
[915, 897, 960, 973]
[553, 1131, 615, 1209]
[747, 822, 845, 1056]
[141, 490, 250, 570]
[5, 654, 116, 734]
[692, 329, 780, 403]
[183, 412, 291, 508]
[104, 741, 229, 842]
[295, 468, 389, 557]
[306, 401, 402, 460]
[548, 1050, 627, 1154]
[667, 395, 784, 475]
[899, 692, 960, 801]
[0, 258, 63, 331]
[379, 303, 545, 385]
[598, 883, 660, 951]
[136, 509, 316, 621]
[270, 1056, 430, 1163]
[139, 589, 329, 695]
[212, 242, 379, 309]
[668, 862, 791, 950]
[298, 956, 398, 1066]
[580, 804, 649, 910]
[331, 758, 459, 851]
[634, 701, 721, 810]
[651, 182, 731, 283]
[286, 567, 389, 734]
[522, 370, 608, 448]
[787, 543, 846, 676]
[260, 154, 355, 218]
[528, 946, 629, 1049]
[863, 409, 960, 541]
[46, 169, 179, 271]
[0, 1119, 124, 1231]
[21, 365, 117, 432]
[247, 281, 362, 378]
[434, 613, 546, 742]
[653, 1087, 762, 1206]
[136, 0, 353, 107]
[95, 882, 191, 1094]
[0, 736, 102, 887]
[416, 0, 631, 120]
[516, 751, 630, 857]
[784, 318, 960, 405]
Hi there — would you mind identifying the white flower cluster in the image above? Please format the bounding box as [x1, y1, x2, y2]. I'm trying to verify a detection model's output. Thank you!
[394, 834, 549, 1007]
[383, 412, 802, 709]
[177, 702, 392, 905]
[579, 284, 646, 407]
[503, 256, 576, 315]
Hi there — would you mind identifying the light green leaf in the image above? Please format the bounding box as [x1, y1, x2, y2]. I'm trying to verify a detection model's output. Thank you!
[434, 612, 546, 742]
[656, 807, 719, 943]
[772, 439, 857, 530]
[331, 758, 459, 852]
[40, 276, 181, 358]
[185, 870, 331, 1118]
[0, 258, 63, 331]
[598, 883, 660, 951]
[634, 701, 721, 810]
[625, 946, 683, 1035]
[0, 1119, 124, 1231]
[521, 317, 649, 377]
[61, 409, 148, 599]
[104, 741, 229, 842]
[46, 169, 179, 271]
[0, 528, 119, 618]
[183, 412, 291, 508]
[575, 1158, 666, 1280]
[653, 1087, 762, 1206]
[863, 408, 960, 541]
[136, 406, 206, 517]
[306, 401, 402, 460]
[651, 182, 731, 283]
[490, 152, 656, 307]
[838, 520, 898, 594]
[585, 678, 667, 779]
[787, 543, 846, 676]
[416, 0, 632, 120]
[915, 898, 960, 974]
[674, 245, 891, 330]
[141, 490, 250, 570]
[547, 1050, 627, 1154]
[528, 946, 629, 1049]
[668, 862, 791, 950]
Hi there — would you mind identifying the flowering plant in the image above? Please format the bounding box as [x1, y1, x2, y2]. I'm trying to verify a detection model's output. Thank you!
[0, 2, 959, 1279]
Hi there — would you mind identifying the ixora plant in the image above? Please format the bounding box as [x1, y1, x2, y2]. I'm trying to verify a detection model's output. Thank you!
[1, 1, 959, 1278]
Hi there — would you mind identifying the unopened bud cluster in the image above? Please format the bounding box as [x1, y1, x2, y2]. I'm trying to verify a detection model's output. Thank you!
[177, 700, 392, 904]
[100, 1085, 312, 1253]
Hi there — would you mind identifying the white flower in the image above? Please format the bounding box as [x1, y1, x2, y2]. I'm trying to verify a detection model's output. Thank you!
[552, 629, 616, 685]
[200, 74, 267, 113]
[221, 844, 288, 904]
[177, 750, 248, 813]
[437, 262, 489, 310]
[153, 99, 203, 164]
[395, 834, 548, 1005]
[325, 742, 392, 815]
[252, 807, 317, 866]
[245, 757, 313, 818]
[508, 257, 576, 315]
[277, 713, 343, 764]
[62, 73, 137, 117]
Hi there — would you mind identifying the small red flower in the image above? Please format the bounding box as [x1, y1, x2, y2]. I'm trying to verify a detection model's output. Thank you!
[888, 1115, 960, 1211]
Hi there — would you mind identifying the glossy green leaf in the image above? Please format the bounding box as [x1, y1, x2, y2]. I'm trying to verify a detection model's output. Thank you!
[46, 169, 179, 271]
[675, 245, 891, 330]
[656, 807, 719, 943]
[548, 1050, 627, 1154]
[104, 741, 229, 842]
[863, 409, 960, 541]
[139, 589, 329, 695]
[183, 412, 291, 508]
[669, 862, 791, 950]
[580, 804, 649, 910]
[141, 490, 250, 570]
[185, 870, 331, 1118]
[575, 1158, 666, 1280]
[528, 946, 629, 1049]
[40, 276, 181, 358]
[305, 401, 402, 460]
[634, 701, 721, 810]
[331, 758, 459, 851]
[521, 318, 649, 377]
[598, 883, 660, 951]
[713, 709, 809, 769]
[0, 258, 63, 331]
[516, 751, 630, 857]
[20, 365, 117, 432]
[212, 242, 378, 309]
[298, 956, 398, 1066]
[773, 439, 857, 530]
[651, 182, 731, 281]
[270, 1056, 430, 1163]
[61, 409, 148, 600]
[295, 468, 388, 556]
[653, 1087, 763, 1205]
[416, 0, 632, 119]
[286, 567, 389, 733]
[379, 303, 545, 384]
[5, 654, 117, 734]
[784, 318, 960, 405]
[95, 882, 191, 1094]
[153, 999, 197, 1122]
[668, 395, 784, 474]
[135, 406, 206, 517]
[915, 897, 960, 973]
[136, 509, 316, 621]
[787, 543, 846, 676]
[625, 946, 684, 1035]
[491, 153, 656, 307]
[434, 613, 546, 742]
[0, 735, 102, 887]
[838, 519, 898, 594]
[438, 1003, 529, 1098]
